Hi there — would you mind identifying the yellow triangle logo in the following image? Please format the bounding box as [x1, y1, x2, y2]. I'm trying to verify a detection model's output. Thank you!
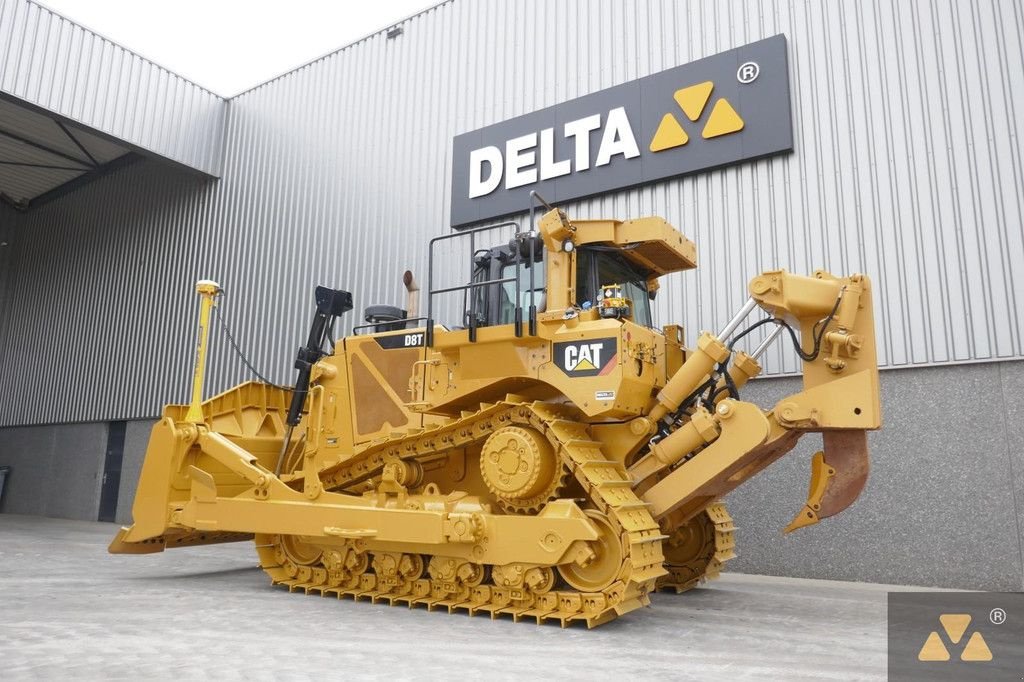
[673, 81, 713, 121]
[918, 631, 950, 661]
[917, 614, 994, 663]
[939, 614, 971, 644]
[650, 81, 744, 153]
[649, 113, 689, 152]
[702, 98, 745, 138]
[572, 358, 597, 371]
[960, 632, 993, 662]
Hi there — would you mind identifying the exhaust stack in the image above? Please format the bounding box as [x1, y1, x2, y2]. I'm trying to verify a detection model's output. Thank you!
[403, 270, 420, 320]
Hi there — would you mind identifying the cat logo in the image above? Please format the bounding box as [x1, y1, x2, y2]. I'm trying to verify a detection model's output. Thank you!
[649, 81, 745, 152]
[554, 338, 617, 377]
[917, 614, 993, 662]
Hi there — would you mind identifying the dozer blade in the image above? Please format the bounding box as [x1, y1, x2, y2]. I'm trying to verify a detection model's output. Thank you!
[108, 526, 253, 554]
[784, 430, 870, 533]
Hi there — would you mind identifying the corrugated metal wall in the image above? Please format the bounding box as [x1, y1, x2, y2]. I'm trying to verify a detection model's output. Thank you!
[0, 0, 225, 175]
[1, 0, 1022, 426]
[0, 202, 15, 322]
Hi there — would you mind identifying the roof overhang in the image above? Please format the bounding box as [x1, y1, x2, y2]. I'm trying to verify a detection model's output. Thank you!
[0, 94, 137, 210]
[0, 0, 227, 210]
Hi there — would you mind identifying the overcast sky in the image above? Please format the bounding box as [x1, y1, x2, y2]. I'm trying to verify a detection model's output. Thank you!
[37, 0, 440, 96]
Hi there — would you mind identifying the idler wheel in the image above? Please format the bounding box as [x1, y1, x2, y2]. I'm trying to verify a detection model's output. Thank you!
[278, 534, 323, 567]
[658, 503, 735, 592]
[557, 511, 624, 592]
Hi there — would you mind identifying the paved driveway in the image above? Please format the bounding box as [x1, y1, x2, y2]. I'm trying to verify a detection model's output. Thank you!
[0, 514, 892, 680]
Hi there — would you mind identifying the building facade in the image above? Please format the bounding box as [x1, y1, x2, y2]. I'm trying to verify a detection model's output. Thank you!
[1, 0, 1022, 590]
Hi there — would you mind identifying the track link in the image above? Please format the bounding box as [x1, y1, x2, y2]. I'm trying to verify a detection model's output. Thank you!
[255, 398, 666, 627]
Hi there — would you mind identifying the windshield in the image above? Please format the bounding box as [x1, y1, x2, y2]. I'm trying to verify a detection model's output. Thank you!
[576, 249, 652, 327]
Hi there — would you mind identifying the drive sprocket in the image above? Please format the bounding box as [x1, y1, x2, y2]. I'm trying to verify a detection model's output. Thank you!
[479, 425, 568, 513]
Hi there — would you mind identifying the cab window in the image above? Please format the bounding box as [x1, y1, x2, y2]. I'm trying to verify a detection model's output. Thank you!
[576, 248, 652, 327]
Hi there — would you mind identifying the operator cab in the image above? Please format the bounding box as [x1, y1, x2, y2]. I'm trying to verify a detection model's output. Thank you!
[425, 206, 694, 346]
[574, 247, 653, 327]
[465, 238, 653, 330]
[465, 236, 546, 329]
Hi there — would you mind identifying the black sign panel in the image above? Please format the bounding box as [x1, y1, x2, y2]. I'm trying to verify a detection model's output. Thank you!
[451, 34, 793, 227]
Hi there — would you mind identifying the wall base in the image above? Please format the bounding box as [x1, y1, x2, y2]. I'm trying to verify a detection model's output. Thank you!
[728, 360, 1024, 591]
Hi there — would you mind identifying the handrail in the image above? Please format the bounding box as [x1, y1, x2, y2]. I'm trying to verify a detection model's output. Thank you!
[418, 195, 554, 407]
[431, 276, 516, 296]
[351, 316, 431, 335]
[425, 221, 522, 347]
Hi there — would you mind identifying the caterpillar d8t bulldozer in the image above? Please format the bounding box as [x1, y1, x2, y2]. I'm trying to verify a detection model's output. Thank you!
[111, 200, 881, 628]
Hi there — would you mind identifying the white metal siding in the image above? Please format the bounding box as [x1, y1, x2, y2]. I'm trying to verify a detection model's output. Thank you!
[0, 0, 226, 175]
[0, 0, 1022, 426]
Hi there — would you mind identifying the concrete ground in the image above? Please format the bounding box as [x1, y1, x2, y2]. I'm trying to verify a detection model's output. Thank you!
[0, 515, 899, 680]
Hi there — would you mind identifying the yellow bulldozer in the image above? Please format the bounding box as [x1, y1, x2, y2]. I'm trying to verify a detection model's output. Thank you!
[110, 199, 881, 628]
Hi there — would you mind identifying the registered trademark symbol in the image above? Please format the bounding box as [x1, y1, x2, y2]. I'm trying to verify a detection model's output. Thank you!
[990, 607, 1007, 625]
[737, 61, 760, 84]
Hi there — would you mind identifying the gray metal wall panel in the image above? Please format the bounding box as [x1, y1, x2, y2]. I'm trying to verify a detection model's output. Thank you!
[0, 202, 15, 328]
[116, 418, 155, 524]
[0, 0, 1022, 425]
[0, 421, 106, 519]
[727, 362, 1024, 591]
[0, 0, 225, 175]
[0, 161, 214, 425]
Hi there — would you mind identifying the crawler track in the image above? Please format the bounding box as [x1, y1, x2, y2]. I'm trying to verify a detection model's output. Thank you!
[256, 399, 667, 627]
